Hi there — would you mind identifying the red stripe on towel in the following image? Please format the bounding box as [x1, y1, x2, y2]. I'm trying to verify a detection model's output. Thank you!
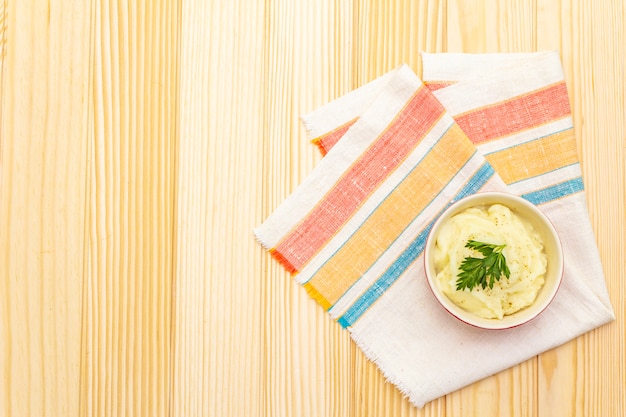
[424, 81, 455, 92]
[273, 86, 445, 272]
[455, 82, 571, 144]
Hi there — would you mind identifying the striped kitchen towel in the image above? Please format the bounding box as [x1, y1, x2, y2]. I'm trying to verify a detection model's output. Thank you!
[254, 53, 614, 408]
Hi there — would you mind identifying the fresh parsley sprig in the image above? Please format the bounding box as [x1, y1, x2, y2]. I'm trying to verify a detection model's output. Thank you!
[456, 240, 510, 291]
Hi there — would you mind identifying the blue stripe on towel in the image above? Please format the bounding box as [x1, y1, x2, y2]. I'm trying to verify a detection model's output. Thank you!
[522, 177, 584, 205]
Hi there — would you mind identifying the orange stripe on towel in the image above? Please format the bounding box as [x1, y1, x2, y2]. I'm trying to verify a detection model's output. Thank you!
[311, 119, 358, 155]
[269, 248, 298, 274]
[424, 80, 455, 92]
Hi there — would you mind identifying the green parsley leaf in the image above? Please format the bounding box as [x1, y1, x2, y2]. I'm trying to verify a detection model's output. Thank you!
[456, 240, 511, 291]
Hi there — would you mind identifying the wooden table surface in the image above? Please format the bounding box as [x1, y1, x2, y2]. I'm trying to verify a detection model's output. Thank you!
[0, 0, 624, 416]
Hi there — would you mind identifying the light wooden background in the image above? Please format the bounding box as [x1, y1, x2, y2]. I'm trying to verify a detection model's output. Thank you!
[0, 0, 624, 416]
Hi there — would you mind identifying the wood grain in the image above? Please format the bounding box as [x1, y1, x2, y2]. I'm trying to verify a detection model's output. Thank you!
[0, 1, 89, 416]
[0, 0, 624, 416]
[172, 1, 267, 416]
[80, 1, 179, 416]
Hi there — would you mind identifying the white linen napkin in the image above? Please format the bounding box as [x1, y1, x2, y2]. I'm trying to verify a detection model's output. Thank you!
[255, 52, 614, 408]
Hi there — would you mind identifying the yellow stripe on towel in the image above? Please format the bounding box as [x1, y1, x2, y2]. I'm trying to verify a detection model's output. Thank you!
[485, 128, 578, 185]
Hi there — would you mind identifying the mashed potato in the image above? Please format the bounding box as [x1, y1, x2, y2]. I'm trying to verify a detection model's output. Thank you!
[434, 203, 547, 319]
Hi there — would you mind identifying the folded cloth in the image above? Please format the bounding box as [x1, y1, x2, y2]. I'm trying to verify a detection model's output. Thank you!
[254, 52, 614, 408]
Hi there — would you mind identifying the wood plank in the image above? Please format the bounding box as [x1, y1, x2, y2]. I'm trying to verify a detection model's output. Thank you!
[350, 2, 447, 416]
[0, 1, 90, 416]
[446, 0, 536, 52]
[261, 1, 356, 416]
[354, 0, 445, 84]
[80, 1, 179, 415]
[534, 2, 581, 416]
[536, 0, 626, 415]
[171, 1, 266, 416]
[440, 1, 538, 415]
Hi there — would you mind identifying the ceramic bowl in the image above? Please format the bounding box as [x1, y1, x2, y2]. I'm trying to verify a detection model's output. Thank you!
[423, 192, 563, 330]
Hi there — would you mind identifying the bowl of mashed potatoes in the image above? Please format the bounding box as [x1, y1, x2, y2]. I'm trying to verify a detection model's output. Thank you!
[424, 192, 563, 329]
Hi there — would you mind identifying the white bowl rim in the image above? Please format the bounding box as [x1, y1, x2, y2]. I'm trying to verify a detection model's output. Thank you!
[423, 191, 564, 330]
